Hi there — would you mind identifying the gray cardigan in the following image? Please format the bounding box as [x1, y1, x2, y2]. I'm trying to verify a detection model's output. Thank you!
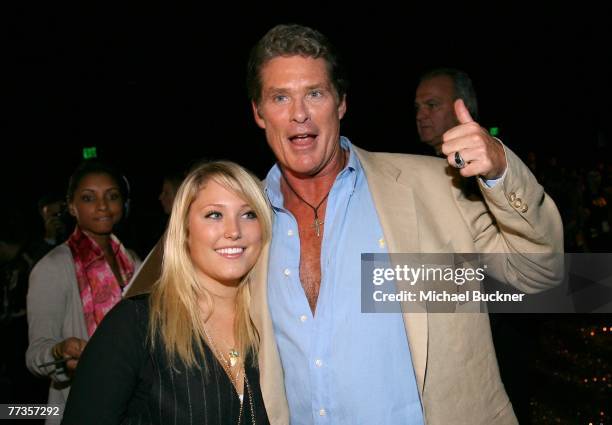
[26, 244, 140, 425]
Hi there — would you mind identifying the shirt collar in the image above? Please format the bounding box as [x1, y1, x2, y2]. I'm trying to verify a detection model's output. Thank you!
[264, 136, 361, 211]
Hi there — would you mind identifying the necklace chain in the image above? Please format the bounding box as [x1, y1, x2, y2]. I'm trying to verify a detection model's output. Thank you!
[279, 152, 346, 238]
[281, 171, 330, 238]
[203, 325, 256, 425]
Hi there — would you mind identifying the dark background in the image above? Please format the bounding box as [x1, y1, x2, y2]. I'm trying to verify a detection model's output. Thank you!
[5, 2, 611, 215]
[4, 2, 612, 424]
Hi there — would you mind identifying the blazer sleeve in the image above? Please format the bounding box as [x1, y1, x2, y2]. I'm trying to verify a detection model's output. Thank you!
[26, 251, 73, 382]
[62, 298, 147, 425]
[458, 144, 565, 293]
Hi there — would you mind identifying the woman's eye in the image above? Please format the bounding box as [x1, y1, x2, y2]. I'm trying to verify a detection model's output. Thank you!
[108, 192, 121, 201]
[205, 211, 222, 219]
[81, 195, 94, 202]
[243, 210, 257, 219]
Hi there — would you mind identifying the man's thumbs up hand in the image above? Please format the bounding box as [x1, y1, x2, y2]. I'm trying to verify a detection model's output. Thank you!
[441, 99, 507, 180]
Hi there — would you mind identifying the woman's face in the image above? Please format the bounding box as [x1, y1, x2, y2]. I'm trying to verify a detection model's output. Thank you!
[187, 179, 263, 287]
[69, 173, 123, 237]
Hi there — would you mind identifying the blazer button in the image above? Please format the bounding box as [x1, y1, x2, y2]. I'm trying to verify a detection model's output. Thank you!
[521, 204, 528, 213]
[508, 192, 517, 202]
[513, 198, 523, 208]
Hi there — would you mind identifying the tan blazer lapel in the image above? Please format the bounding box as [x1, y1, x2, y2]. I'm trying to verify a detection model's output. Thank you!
[124, 239, 163, 298]
[250, 243, 290, 424]
[354, 146, 428, 398]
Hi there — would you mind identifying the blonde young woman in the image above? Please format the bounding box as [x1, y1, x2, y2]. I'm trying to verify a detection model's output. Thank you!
[62, 161, 272, 424]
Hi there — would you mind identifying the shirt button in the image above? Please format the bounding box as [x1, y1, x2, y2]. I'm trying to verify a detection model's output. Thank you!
[319, 409, 326, 416]
[287, 229, 294, 236]
[283, 268, 291, 276]
[315, 359, 323, 367]
[300, 315, 308, 322]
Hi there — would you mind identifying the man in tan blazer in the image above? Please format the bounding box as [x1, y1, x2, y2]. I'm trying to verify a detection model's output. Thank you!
[250, 145, 563, 424]
[245, 24, 563, 425]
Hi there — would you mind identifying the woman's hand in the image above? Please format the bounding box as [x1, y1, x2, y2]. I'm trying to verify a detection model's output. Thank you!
[53, 337, 87, 372]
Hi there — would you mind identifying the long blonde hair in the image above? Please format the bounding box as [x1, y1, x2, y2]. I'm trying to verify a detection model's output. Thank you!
[149, 161, 271, 369]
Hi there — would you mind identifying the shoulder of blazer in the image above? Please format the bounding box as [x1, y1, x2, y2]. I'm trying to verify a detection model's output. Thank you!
[352, 145, 456, 187]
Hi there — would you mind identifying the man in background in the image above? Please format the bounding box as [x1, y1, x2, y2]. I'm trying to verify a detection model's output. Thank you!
[30, 192, 70, 263]
[415, 68, 479, 156]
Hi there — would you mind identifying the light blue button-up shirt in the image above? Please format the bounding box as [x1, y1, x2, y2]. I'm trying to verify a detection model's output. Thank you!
[265, 137, 424, 425]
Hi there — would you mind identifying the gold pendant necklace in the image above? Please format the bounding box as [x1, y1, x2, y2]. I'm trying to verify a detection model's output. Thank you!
[203, 325, 255, 425]
[229, 348, 239, 367]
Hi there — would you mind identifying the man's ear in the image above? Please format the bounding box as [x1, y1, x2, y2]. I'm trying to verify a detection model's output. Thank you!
[338, 94, 347, 120]
[252, 101, 266, 129]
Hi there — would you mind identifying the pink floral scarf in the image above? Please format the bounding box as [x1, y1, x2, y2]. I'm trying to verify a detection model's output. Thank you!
[67, 227, 135, 336]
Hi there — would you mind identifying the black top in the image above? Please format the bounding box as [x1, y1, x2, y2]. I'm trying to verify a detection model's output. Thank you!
[62, 295, 269, 425]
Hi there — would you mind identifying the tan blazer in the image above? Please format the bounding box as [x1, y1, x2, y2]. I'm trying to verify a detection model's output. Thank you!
[249, 145, 564, 425]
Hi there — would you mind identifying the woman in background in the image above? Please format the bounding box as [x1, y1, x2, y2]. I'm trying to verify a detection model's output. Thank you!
[26, 161, 139, 425]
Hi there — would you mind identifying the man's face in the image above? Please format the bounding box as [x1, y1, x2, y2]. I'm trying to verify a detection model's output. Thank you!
[415, 75, 459, 151]
[252, 56, 346, 177]
[41, 201, 67, 235]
